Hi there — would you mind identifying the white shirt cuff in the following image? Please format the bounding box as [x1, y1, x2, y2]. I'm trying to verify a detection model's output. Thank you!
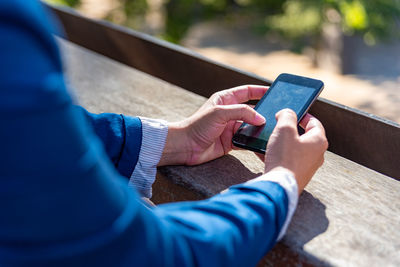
[128, 117, 168, 198]
[246, 170, 298, 241]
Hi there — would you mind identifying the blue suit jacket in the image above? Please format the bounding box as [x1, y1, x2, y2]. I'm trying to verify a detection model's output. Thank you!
[0, 1, 288, 266]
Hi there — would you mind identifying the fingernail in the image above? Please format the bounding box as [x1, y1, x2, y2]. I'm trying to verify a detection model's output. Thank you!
[255, 113, 266, 124]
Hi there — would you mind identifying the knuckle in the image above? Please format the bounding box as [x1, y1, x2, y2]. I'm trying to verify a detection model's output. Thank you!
[211, 92, 220, 99]
[276, 109, 297, 123]
[213, 105, 225, 114]
[323, 138, 329, 150]
[239, 105, 253, 120]
[210, 92, 223, 104]
[319, 136, 329, 150]
[234, 104, 248, 114]
[282, 108, 296, 118]
[241, 105, 252, 113]
[312, 133, 328, 151]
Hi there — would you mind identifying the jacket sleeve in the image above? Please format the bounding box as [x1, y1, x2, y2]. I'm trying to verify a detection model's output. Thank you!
[0, 1, 289, 266]
[76, 107, 143, 178]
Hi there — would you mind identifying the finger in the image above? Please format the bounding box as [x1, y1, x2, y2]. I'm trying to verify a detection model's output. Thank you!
[215, 85, 269, 105]
[300, 114, 326, 135]
[220, 120, 237, 154]
[274, 109, 298, 135]
[231, 121, 245, 150]
[215, 104, 266, 125]
[233, 121, 243, 134]
[299, 120, 328, 150]
[299, 113, 312, 129]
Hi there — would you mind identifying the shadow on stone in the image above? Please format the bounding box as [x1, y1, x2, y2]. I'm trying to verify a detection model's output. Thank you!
[159, 154, 263, 198]
[287, 191, 329, 246]
[262, 191, 331, 266]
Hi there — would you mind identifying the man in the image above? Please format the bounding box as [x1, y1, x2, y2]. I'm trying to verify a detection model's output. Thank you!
[0, 0, 328, 266]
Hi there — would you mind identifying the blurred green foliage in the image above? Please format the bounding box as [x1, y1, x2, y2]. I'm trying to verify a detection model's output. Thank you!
[164, 0, 400, 48]
[168, 0, 400, 47]
[45, 0, 400, 48]
[45, 0, 80, 7]
[111, 0, 148, 30]
[261, 0, 400, 48]
[124, 0, 148, 18]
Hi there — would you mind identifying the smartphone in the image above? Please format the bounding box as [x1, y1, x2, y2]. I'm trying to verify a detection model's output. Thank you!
[232, 73, 324, 154]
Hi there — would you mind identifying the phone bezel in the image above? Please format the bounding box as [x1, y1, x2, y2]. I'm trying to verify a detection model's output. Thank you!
[232, 73, 324, 154]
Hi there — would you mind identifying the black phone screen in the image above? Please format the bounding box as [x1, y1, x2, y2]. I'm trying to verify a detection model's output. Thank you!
[232, 73, 323, 153]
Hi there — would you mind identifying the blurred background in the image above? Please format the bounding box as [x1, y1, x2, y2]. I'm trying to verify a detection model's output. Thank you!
[46, 0, 400, 123]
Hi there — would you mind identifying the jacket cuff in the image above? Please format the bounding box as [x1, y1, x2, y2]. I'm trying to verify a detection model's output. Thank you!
[116, 115, 142, 178]
[230, 180, 289, 242]
[246, 171, 298, 241]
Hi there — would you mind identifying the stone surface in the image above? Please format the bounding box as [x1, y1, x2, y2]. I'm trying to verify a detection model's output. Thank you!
[61, 39, 400, 267]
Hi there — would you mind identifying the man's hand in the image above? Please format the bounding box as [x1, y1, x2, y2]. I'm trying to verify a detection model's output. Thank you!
[264, 109, 328, 194]
[158, 85, 268, 166]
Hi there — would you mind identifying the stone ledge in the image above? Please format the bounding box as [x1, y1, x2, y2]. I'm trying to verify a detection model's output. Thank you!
[61, 39, 400, 266]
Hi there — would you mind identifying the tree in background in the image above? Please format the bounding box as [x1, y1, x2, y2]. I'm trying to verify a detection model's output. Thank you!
[163, 0, 399, 45]
[46, 0, 400, 70]
[46, 0, 81, 7]
[163, 0, 400, 71]
[44, 0, 400, 46]
[251, 0, 399, 45]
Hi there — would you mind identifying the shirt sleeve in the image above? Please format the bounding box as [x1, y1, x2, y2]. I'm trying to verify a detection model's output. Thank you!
[129, 117, 168, 198]
[245, 171, 299, 241]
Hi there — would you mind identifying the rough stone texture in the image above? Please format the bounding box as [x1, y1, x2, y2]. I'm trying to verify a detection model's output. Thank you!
[60, 39, 400, 267]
